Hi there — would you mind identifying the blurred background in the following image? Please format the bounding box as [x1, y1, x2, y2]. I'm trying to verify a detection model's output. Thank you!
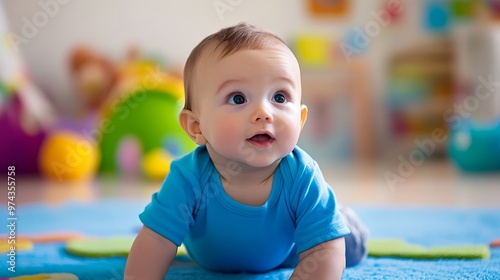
[1, 0, 499, 206]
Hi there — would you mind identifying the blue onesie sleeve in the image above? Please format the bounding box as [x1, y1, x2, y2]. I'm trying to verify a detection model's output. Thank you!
[139, 149, 203, 246]
[284, 148, 351, 255]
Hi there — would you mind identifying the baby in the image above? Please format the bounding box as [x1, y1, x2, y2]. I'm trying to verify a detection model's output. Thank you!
[125, 22, 367, 280]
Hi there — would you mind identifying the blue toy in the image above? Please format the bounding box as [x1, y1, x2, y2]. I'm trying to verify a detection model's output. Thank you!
[448, 118, 500, 172]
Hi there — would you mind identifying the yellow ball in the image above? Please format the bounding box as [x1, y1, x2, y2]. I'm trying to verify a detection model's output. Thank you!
[142, 149, 173, 181]
[39, 131, 100, 182]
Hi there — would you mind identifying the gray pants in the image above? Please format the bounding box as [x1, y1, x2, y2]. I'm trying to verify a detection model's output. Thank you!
[280, 206, 368, 268]
[339, 206, 369, 267]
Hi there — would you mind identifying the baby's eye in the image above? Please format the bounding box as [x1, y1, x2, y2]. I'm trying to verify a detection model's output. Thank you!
[272, 92, 287, 103]
[228, 93, 246, 105]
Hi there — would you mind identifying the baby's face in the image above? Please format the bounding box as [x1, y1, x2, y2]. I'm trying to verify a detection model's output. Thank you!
[192, 45, 307, 169]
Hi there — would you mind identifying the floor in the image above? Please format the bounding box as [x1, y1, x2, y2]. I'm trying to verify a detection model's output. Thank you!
[4, 159, 500, 208]
[326, 160, 500, 208]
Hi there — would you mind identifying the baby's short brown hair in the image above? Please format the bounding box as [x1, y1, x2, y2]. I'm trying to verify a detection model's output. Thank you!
[183, 22, 286, 110]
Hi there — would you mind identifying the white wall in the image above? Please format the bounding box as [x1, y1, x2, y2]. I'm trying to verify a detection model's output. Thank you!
[2, 0, 384, 113]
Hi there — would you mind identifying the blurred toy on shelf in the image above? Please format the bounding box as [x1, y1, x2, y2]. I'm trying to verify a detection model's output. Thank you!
[423, 0, 451, 33]
[293, 34, 331, 69]
[448, 4, 500, 173]
[384, 37, 453, 158]
[306, 0, 350, 18]
[450, 0, 478, 20]
[381, 0, 405, 24]
[489, 0, 500, 21]
[292, 33, 374, 163]
[448, 118, 500, 172]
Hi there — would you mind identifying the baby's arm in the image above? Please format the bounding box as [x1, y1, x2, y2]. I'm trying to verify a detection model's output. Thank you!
[290, 237, 346, 280]
[124, 226, 178, 280]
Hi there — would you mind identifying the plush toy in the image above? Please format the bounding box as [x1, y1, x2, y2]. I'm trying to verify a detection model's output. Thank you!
[69, 46, 117, 113]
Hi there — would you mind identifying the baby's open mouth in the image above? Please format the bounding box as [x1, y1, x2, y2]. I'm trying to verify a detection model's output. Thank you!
[247, 133, 274, 148]
[248, 134, 272, 141]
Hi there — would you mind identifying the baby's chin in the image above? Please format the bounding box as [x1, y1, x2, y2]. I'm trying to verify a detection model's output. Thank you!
[234, 153, 288, 170]
[207, 143, 292, 168]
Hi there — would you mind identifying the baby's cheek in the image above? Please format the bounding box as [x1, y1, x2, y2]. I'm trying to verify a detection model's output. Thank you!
[212, 118, 242, 143]
[275, 112, 301, 135]
[216, 118, 240, 132]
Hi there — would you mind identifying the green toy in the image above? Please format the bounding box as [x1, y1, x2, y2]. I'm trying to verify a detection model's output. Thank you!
[99, 88, 196, 176]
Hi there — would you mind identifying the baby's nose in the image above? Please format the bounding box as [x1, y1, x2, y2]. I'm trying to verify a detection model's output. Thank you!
[252, 105, 273, 123]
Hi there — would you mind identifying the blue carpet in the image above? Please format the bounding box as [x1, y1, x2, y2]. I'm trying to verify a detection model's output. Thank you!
[1, 199, 499, 280]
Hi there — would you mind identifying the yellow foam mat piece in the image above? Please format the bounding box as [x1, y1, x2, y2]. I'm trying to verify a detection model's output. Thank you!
[0, 238, 33, 253]
[8, 273, 78, 280]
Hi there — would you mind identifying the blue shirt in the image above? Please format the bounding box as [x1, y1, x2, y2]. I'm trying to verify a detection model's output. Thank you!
[139, 145, 350, 273]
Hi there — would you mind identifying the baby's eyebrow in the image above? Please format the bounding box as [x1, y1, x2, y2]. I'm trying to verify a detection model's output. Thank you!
[216, 76, 296, 94]
[274, 76, 296, 89]
[217, 79, 243, 93]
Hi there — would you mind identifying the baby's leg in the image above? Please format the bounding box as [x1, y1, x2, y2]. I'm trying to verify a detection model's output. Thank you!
[339, 206, 369, 267]
[279, 206, 368, 268]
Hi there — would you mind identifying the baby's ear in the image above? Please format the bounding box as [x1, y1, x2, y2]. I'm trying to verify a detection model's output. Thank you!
[179, 110, 207, 145]
[300, 104, 308, 130]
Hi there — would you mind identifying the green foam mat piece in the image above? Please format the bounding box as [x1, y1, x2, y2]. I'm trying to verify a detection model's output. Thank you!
[367, 239, 490, 260]
[66, 236, 187, 258]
